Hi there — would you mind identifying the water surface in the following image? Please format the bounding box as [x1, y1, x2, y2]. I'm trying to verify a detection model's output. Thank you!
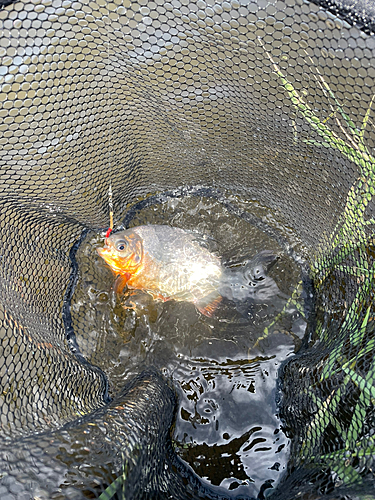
[71, 192, 307, 496]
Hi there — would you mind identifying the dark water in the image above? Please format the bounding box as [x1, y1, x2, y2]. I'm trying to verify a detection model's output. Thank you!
[71, 193, 308, 497]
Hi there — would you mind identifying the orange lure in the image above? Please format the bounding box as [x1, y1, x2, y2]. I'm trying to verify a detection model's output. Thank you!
[97, 225, 222, 317]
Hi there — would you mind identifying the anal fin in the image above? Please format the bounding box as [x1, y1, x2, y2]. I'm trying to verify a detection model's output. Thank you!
[195, 293, 222, 317]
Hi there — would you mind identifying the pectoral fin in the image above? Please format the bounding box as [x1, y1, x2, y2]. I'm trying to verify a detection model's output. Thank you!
[195, 293, 222, 317]
[113, 274, 130, 294]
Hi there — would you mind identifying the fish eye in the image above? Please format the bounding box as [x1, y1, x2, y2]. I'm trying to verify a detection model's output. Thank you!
[116, 240, 128, 252]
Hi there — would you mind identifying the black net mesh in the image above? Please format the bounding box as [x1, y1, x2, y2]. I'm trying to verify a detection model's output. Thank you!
[1, 0, 375, 498]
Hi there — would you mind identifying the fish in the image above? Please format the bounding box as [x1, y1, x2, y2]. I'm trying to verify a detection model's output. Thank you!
[97, 225, 223, 317]
[97, 225, 280, 318]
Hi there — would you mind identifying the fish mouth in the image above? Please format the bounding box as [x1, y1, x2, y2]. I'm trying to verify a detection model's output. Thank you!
[97, 246, 141, 276]
[96, 246, 110, 259]
[97, 247, 123, 273]
[96, 247, 109, 257]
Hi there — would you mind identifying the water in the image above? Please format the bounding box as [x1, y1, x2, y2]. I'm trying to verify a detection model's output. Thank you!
[71, 192, 308, 497]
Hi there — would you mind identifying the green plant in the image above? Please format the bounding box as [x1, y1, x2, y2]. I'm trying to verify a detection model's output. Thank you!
[266, 51, 375, 286]
[98, 457, 128, 500]
[264, 46, 375, 483]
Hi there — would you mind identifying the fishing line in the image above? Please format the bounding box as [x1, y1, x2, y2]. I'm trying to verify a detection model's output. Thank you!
[106, 183, 114, 238]
[105, 8, 114, 238]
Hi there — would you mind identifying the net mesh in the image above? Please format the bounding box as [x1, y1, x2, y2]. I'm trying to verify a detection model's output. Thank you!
[1, 0, 375, 498]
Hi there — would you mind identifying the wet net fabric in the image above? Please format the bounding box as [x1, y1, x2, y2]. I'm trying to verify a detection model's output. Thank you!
[1, 0, 375, 499]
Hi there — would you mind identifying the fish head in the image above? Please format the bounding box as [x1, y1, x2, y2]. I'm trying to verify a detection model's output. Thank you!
[97, 229, 143, 277]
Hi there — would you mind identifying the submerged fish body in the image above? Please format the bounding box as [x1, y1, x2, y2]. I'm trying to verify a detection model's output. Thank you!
[219, 250, 282, 318]
[97, 225, 223, 316]
[220, 250, 281, 303]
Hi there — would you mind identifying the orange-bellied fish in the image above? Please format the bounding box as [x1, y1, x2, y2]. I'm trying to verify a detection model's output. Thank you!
[97, 225, 223, 317]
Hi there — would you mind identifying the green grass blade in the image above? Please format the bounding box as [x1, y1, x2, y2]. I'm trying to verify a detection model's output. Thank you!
[346, 390, 369, 446]
[318, 439, 375, 461]
[320, 343, 345, 381]
[341, 365, 375, 401]
[350, 305, 371, 347]
[308, 391, 345, 435]
[359, 95, 375, 145]
[325, 456, 363, 485]
[338, 264, 370, 278]
[252, 281, 303, 349]
[350, 339, 375, 366]
[321, 82, 356, 129]
[300, 379, 348, 459]
[98, 475, 125, 500]
[321, 337, 375, 381]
